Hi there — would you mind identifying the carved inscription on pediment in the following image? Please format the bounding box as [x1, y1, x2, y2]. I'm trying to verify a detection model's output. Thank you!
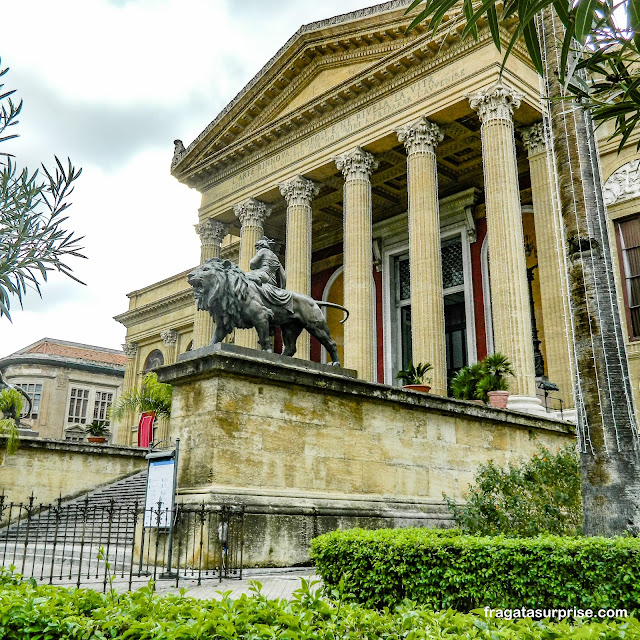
[209, 64, 467, 203]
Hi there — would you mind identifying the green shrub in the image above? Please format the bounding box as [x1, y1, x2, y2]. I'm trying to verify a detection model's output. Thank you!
[0, 569, 635, 639]
[445, 444, 582, 536]
[310, 528, 640, 611]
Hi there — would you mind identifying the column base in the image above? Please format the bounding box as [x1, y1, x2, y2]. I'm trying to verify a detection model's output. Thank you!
[506, 395, 548, 417]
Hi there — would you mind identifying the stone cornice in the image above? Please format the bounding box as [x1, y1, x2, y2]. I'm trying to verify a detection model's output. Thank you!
[396, 115, 443, 155]
[172, 2, 416, 179]
[187, 24, 523, 193]
[114, 289, 195, 328]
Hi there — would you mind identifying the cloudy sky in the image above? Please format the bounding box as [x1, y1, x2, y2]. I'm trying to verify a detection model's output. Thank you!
[0, 0, 382, 358]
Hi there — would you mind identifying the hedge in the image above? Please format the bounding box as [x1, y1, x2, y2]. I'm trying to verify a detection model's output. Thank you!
[310, 528, 640, 611]
[0, 570, 636, 639]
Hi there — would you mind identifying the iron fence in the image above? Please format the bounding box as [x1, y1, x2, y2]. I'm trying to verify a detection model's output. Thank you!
[0, 494, 244, 592]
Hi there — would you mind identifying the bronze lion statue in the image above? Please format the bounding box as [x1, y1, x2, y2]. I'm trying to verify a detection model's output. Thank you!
[188, 259, 348, 365]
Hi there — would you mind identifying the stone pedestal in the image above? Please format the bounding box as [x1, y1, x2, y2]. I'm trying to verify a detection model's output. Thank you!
[193, 219, 229, 348]
[233, 198, 272, 351]
[335, 147, 378, 382]
[396, 116, 447, 395]
[157, 346, 573, 565]
[280, 176, 319, 360]
[470, 82, 539, 408]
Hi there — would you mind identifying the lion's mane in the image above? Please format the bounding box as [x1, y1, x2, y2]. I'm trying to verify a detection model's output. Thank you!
[197, 259, 253, 333]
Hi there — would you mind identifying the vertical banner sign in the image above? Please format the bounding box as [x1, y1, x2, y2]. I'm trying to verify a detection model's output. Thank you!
[144, 457, 175, 527]
[138, 411, 155, 448]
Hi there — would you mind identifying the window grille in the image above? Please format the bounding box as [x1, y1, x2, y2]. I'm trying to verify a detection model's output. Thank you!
[68, 388, 90, 424]
[442, 240, 464, 289]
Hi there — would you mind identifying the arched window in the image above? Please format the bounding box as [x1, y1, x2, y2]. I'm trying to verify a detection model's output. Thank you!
[185, 340, 193, 352]
[143, 349, 164, 373]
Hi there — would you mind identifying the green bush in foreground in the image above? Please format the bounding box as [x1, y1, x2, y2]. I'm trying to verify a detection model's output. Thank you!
[445, 445, 582, 537]
[0, 571, 636, 640]
[310, 528, 640, 611]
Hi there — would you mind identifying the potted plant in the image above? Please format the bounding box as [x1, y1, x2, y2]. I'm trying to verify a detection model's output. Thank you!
[86, 420, 110, 444]
[396, 361, 432, 393]
[450, 362, 485, 404]
[475, 353, 515, 408]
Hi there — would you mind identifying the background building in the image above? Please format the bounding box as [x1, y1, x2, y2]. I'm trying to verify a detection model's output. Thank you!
[0, 338, 125, 442]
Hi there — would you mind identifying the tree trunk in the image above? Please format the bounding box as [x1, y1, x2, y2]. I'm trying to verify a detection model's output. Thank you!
[539, 7, 640, 535]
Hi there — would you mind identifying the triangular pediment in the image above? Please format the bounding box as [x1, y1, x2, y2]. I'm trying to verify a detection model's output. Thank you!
[245, 55, 388, 134]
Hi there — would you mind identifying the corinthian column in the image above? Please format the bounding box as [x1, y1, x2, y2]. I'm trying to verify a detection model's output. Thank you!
[522, 122, 574, 408]
[470, 82, 542, 412]
[193, 219, 228, 348]
[116, 342, 138, 446]
[233, 198, 272, 350]
[396, 116, 446, 395]
[279, 175, 319, 360]
[334, 147, 378, 381]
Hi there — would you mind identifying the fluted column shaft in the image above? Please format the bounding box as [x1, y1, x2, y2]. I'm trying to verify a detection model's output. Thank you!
[193, 219, 228, 348]
[470, 83, 536, 398]
[335, 148, 378, 381]
[522, 123, 574, 406]
[280, 176, 319, 360]
[116, 342, 138, 446]
[233, 198, 272, 350]
[397, 116, 446, 394]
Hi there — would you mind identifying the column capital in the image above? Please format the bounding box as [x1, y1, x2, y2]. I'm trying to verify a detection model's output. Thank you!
[122, 342, 138, 358]
[195, 219, 229, 246]
[396, 116, 443, 155]
[521, 122, 548, 157]
[233, 197, 272, 229]
[468, 81, 523, 123]
[160, 329, 178, 345]
[334, 147, 379, 181]
[279, 175, 320, 206]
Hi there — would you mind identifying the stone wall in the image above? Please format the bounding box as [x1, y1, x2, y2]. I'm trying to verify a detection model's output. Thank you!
[158, 345, 575, 565]
[0, 437, 147, 505]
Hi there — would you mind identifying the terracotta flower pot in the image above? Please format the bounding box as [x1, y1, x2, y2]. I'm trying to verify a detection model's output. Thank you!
[403, 384, 431, 393]
[87, 436, 106, 444]
[487, 390, 509, 408]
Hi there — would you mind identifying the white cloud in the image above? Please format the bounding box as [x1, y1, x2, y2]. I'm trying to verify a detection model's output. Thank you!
[0, 0, 374, 358]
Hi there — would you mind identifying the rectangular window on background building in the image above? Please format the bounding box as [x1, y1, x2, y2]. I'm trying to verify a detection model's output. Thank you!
[617, 216, 640, 339]
[68, 388, 90, 424]
[93, 391, 114, 424]
[15, 383, 42, 420]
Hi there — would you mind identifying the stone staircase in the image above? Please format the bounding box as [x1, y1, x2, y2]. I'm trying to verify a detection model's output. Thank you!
[1, 470, 148, 545]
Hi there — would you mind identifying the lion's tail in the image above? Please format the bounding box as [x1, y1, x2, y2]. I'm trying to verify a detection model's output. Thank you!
[316, 301, 349, 324]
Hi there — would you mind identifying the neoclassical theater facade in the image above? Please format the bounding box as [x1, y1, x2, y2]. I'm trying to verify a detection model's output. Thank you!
[115, 1, 640, 445]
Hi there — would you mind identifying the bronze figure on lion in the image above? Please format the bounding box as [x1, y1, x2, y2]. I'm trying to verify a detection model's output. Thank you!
[187, 237, 348, 366]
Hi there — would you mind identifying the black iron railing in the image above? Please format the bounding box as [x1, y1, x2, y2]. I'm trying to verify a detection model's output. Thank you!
[0, 494, 244, 591]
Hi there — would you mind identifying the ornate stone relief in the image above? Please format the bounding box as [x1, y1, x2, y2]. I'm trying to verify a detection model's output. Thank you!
[122, 342, 138, 358]
[468, 82, 523, 123]
[396, 116, 443, 155]
[520, 122, 548, 157]
[195, 219, 229, 246]
[279, 175, 320, 206]
[233, 198, 272, 228]
[334, 147, 379, 180]
[603, 160, 640, 206]
[160, 329, 178, 345]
